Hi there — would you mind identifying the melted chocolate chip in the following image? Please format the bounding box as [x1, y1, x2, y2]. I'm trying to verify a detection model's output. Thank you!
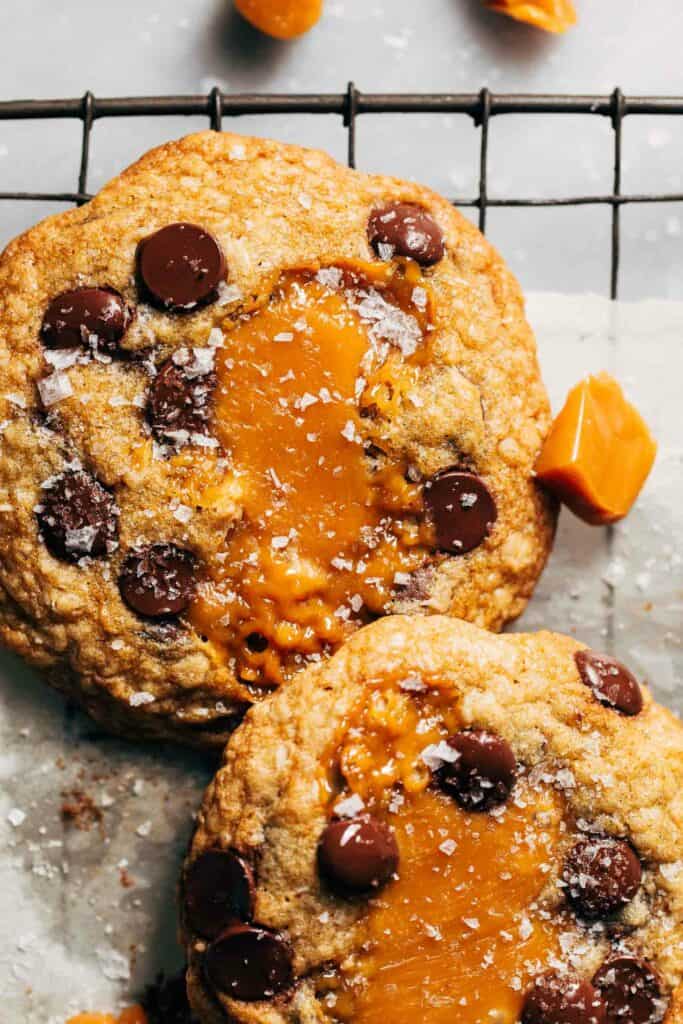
[204, 924, 293, 1002]
[119, 543, 197, 618]
[436, 729, 516, 812]
[563, 837, 642, 920]
[318, 814, 399, 891]
[137, 223, 225, 312]
[593, 956, 666, 1024]
[36, 469, 119, 562]
[423, 469, 497, 555]
[147, 348, 216, 444]
[41, 287, 131, 354]
[246, 631, 269, 653]
[522, 972, 607, 1024]
[575, 650, 643, 716]
[368, 202, 445, 266]
[184, 850, 255, 940]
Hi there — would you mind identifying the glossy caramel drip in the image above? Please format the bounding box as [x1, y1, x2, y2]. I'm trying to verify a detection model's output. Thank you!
[189, 263, 434, 688]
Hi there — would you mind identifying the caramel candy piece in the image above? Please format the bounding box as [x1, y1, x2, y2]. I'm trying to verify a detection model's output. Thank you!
[234, 0, 323, 39]
[535, 373, 657, 525]
[486, 0, 577, 33]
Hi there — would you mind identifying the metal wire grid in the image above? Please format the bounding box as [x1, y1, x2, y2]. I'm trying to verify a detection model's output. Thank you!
[1, 84, 683, 299]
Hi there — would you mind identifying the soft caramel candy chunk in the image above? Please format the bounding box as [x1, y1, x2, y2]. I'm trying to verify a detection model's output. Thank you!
[535, 373, 656, 525]
[486, 0, 577, 33]
[234, 0, 323, 39]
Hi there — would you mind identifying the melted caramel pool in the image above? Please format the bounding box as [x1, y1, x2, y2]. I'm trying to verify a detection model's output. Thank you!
[324, 683, 565, 1024]
[189, 263, 434, 687]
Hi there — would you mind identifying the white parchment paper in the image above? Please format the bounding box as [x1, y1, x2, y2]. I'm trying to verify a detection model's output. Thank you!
[0, 292, 681, 1022]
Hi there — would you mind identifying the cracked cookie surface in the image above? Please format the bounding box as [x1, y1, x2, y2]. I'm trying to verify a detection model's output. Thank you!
[0, 131, 554, 745]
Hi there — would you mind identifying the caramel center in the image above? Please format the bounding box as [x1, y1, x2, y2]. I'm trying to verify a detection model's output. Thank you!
[189, 265, 432, 687]
[327, 686, 564, 1024]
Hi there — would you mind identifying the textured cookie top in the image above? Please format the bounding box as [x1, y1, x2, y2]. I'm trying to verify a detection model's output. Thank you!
[0, 131, 553, 744]
[182, 616, 683, 1024]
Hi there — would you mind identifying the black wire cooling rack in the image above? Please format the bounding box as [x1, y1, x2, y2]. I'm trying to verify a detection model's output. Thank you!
[1, 84, 683, 299]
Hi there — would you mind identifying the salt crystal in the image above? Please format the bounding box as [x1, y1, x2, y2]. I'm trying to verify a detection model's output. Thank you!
[7, 808, 26, 827]
[44, 348, 80, 371]
[412, 286, 428, 310]
[463, 917, 479, 930]
[421, 740, 459, 770]
[216, 282, 242, 306]
[230, 143, 246, 160]
[5, 392, 27, 408]
[136, 820, 152, 838]
[399, 674, 427, 693]
[96, 945, 130, 981]
[38, 372, 73, 407]
[334, 792, 365, 818]
[439, 839, 457, 856]
[173, 503, 193, 524]
[207, 326, 224, 347]
[272, 535, 290, 550]
[297, 193, 312, 210]
[274, 332, 294, 343]
[316, 267, 343, 290]
[299, 392, 318, 410]
[519, 916, 533, 940]
[129, 691, 155, 707]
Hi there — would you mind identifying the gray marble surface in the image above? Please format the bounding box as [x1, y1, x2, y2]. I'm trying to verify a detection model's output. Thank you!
[1, 0, 683, 298]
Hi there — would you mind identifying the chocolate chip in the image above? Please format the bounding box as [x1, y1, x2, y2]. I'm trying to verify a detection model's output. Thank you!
[119, 543, 197, 618]
[593, 956, 666, 1024]
[246, 632, 269, 653]
[368, 202, 445, 266]
[147, 348, 216, 444]
[563, 837, 642, 920]
[204, 924, 293, 1002]
[318, 814, 399, 891]
[41, 287, 132, 354]
[436, 729, 516, 811]
[575, 650, 643, 716]
[522, 971, 607, 1024]
[137, 223, 225, 312]
[423, 469, 497, 555]
[37, 470, 119, 562]
[184, 849, 255, 940]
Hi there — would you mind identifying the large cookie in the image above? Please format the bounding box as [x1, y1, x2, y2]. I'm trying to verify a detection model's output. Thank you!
[0, 131, 554, 745]
[181, 615, 683, 1024]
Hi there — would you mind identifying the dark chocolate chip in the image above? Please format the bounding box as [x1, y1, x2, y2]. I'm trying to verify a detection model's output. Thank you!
[184, 849, 255, 940]
[41, 287, 131, 354]
[147, 348, 216, 444]
[246, 632, 269, 653]
[423, 469, 497, 555]
[575, 650, 643, 716]
[119, 543, 197, 618]
[563, 837, 642, 920]
[204, 924, 293, 1003]
[522, 971, 607, 1024]
[436, 728, 516, 812]
[318, 813, 399, 891]
[368, 202, 445, 266]
[36, 469, 119, 562]
[593, 956, 666, 1024]
[137, 223, 225, 312]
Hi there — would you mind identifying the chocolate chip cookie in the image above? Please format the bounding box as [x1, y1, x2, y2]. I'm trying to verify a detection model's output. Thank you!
[0, 131, 554, 745]
[181, 616, 683, 1024]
